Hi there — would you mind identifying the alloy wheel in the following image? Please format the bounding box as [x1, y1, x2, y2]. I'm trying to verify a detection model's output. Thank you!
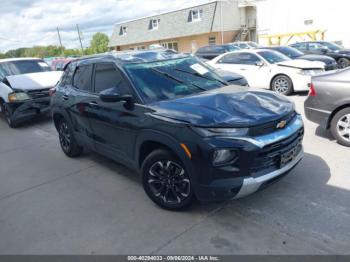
[337, 114, 350, 142]
[338, 58, 349, 69]
[273, 77, 289, 94]
[148, 160, 191, 205]
[59, 121, 71, 152]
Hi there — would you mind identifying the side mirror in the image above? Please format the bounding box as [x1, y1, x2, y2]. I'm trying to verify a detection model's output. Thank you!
[99, 88, 122, 103]
[99, 87, 134, 109]
[255, 61, 265, 67]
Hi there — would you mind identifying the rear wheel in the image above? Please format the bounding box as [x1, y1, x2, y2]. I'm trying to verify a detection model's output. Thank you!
[331, 108, 350, 147]
[338, 58, 350, 69]
[0, 100, 16, 128]
[271, 75, 293, 95]
[141, 149, 194, 210]
[58, 118, 83, 157]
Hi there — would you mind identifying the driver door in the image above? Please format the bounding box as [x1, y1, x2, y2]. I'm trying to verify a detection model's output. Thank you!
[88, 62, 139, 164]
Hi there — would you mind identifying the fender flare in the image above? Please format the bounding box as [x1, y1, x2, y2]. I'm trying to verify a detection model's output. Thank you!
[134, 129, 196, 180]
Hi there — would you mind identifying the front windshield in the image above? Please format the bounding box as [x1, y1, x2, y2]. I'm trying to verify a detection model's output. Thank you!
[124, 57, 226, 104]
[0, 60, 51, 80]
[277, 47, 304, 58]
[320, 41, 342, 51]
[257, 50, 291, 64]
[226, 45, 241, 52]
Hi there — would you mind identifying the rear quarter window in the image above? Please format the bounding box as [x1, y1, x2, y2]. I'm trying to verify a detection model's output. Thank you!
[72, 64, 93, 91]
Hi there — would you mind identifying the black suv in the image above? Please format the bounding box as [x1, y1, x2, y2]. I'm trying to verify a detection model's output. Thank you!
[51, 50, 304, 210]
[290, 41, 350, 68]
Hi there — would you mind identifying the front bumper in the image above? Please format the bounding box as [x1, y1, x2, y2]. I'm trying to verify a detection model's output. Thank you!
[194, 115, 304, 202]
[5, 97, 51, 124]
[234, 148, 303, 198]
[325, 63, 338, 71]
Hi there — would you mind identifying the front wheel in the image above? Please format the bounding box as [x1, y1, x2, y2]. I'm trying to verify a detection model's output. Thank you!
[271, 75, 293, 96]
[331, 108, 350, 147]
[338, 58, 350, 69]
[0, 100, 16, 128]
[141, 149, 194, 210]
[58, 118, 83, 157]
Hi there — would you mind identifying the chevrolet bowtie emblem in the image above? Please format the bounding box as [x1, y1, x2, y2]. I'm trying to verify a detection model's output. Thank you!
[276, 120, 287, 129]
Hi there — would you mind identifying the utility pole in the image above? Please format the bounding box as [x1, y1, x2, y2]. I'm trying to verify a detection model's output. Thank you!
[76, 24, 84, 55]
[56, 27, 64, 56]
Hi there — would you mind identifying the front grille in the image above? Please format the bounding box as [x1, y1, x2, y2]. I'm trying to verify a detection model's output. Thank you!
[250, 128, 304, 174]
[249, 111, 297, 137]
[27, 89, 50, 99]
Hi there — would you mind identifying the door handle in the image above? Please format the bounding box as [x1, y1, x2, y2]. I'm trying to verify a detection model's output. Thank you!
[240, 68, 247, 71]
[62, 95, 69, 100]
[89, 101, 99, 107]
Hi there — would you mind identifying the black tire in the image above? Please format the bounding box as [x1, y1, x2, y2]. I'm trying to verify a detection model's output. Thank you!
[271, 75, 294, 96]
[141, 149, 194, 210]
[330, 108, 350, 147]
[0, 100, 17, 128]
[338, 58, 350, 69]
[58, 118, 83, 157]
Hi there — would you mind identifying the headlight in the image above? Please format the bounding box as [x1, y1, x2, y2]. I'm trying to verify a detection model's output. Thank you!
[212, 149, 238, 166]
[8, 92, 30, 102]
[192, 127, 248, 137]
[299, 69, 324, 76]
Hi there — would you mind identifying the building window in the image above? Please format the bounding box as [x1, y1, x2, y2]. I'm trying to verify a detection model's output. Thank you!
[209, 36, 216, 45]
[119, 26, 127, 36]
[161, 42, 179, 51]
[149, 19, 159, 30]
[188, 9, 203, 23]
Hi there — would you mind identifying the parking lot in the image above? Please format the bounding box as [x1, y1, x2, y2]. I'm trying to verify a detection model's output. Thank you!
[0, 93, 349, 255]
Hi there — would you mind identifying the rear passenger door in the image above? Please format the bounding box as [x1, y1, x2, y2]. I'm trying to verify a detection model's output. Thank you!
[65, 63, 96, 145]
[88, 63, 139, 165]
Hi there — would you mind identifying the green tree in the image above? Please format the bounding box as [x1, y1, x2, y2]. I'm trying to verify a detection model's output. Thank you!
[90, 32, 109, 54]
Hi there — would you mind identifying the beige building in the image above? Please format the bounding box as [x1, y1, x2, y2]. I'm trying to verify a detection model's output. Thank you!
[108, 1, 257, 53]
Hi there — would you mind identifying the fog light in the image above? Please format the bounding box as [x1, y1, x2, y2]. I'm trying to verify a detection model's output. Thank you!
[212, 149, 237, 166]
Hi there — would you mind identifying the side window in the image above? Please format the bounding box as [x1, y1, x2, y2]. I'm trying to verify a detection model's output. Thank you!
[73, 65, 93, 91]
[218, 53, 241, 64]
[295, 43, 307, 51]
[220, 53, 260, 65]
[60, 63, 75, 86]
[308, 43, 324, 51]
[94, 63, 130, 95]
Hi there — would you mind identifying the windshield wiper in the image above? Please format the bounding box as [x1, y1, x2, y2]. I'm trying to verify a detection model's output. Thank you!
[174, 68, 228, 86]
[150, 68, 207, 91]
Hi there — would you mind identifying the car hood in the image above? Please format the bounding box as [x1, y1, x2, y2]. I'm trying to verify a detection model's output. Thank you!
[299, 54, 335, 64]
[277, 59, 325, 69]
[6, 71, 63, 91]
[149, 86, 294, 127]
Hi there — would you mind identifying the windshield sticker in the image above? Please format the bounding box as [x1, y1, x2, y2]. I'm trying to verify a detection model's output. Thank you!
[190, 63, 209, 75]
[38, 62, 49, 67]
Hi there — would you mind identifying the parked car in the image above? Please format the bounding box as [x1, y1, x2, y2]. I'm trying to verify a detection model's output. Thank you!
[230, 41, 260, 49]
[0, 58, 62, 127]
[260, 46, 338, 71]
[305, 68, 350, 147]
[51, 58, 74, 71]
[195, 44, 241, 60]
[207, 49, 325, 95]
[290, 41, 350, 68]
[51, 50, 304, 210]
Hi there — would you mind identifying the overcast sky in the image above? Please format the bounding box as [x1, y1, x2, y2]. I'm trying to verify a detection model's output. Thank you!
[0, 0, 210, 52]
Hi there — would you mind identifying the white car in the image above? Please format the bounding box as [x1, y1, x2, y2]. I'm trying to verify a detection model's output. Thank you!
[0, 58, 62, 127]
[207, 49, 325, 95]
